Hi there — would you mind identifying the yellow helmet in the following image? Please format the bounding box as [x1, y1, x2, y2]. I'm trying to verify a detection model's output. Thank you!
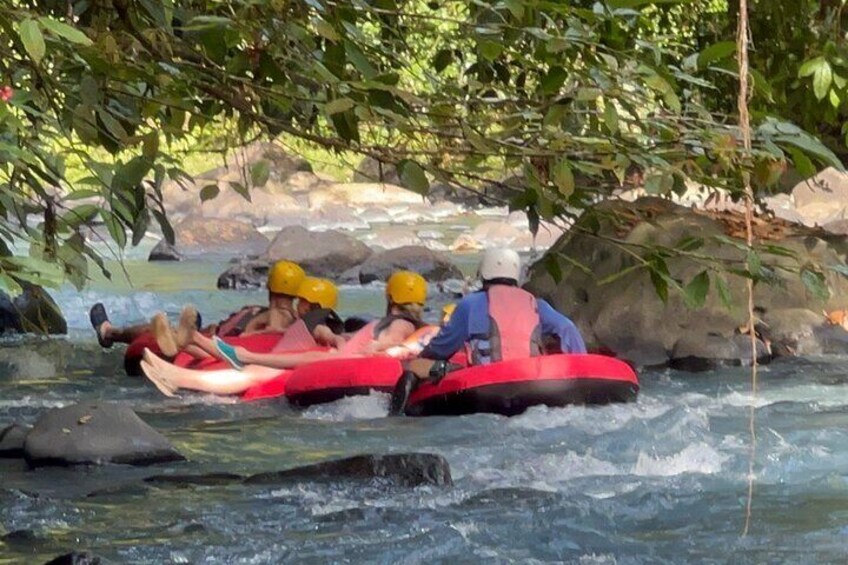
[296, 277, 338, 309]
[441, 303, 456, 325]
[267, 260, 306, 295]
[386, 271, 427, 306]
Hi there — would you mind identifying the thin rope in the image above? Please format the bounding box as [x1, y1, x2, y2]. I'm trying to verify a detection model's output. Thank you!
[736, 0, 758, 538]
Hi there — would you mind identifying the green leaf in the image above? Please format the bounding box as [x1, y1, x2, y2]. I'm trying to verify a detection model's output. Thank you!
[200, 184, 220, 202]
[478, 40, 503, 62]
[325, 98, 356, 116]
[801, 267, 829, 301]
[97, 109, 128, 144]
[19, 19, 46, 64]
[142, 133, 159, 160]
[552, 158, 575, 197]
[314, 18, 340, 42]
[113, 157, 151, 192]
[697, 41, 735, 69]
[761, 244, 797, 259]
[504, 0, 525, 19]
[250, 159, 271, 188]
[396, 160, 430, 196]
[543, 253, 562, 283]
[603, 103, 619, 134]
[0, 273, 24, 297]
[683, 270, 710, 309]
[131, 209, 149, 246]
[541, 67, 567, 95]
[99, 210, 127, 249]
[829, 89, 841, 108]
[38, 17, 92, 45]
[798, 56, 825, 78]
[788, 147, 816, 178]
[813, 63, 833, 100]
[433, 49, 453, 73]
[230, 181, 251, 202]
[152, 208, 174, 245]
[649, 267, 669, 303]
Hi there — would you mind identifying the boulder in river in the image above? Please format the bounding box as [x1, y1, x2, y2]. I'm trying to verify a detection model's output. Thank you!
[218, 226, 373, 288]
[0, 282, 67, 335]
[526, 197, 848, 367]
[245, 453, 453, 487]
[0, 423, 31, 457]
[342, 246, 463, 284]
[24, 402, 185, 468]
[148, 215, 269, 261]
[353, 156, 401, 184]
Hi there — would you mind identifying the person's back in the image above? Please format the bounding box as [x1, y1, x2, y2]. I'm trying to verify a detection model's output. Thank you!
[391, 249, 586, 414]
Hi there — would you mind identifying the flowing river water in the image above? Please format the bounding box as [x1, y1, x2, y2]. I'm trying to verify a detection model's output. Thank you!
[2, 252, 848, 563]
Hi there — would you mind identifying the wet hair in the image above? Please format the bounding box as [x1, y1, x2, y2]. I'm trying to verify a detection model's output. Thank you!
[391, 302, 424, 322]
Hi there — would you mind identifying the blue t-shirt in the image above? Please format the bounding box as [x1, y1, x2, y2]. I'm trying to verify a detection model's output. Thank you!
[421, 289, 586, 360]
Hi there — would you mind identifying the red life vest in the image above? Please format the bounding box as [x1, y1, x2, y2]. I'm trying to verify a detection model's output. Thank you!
[467, 285, 543, 364]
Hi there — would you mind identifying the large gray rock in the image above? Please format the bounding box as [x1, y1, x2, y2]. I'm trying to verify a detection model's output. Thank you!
[343, 246, 463, 284]
[265, 226, 373, 276]
[0, 282, 67, 335]
[0, 424, 30, 457]
[148, 215, 269, 261]
[217, 226, 374, 288]
[526, 197, 848, 367]
[245, 453, 452, 487]
[24, 403, 185, 468]
[353, 156, 401, 184]
[670, 334, 770, 372]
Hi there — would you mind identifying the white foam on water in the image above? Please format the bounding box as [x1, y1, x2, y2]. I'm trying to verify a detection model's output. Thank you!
[302, 392, 390, 421]
[578, 553, 618, 565]
[509, 399, 673, 434]
[0, 397, 69, 409]
[631, 442, 729, 477]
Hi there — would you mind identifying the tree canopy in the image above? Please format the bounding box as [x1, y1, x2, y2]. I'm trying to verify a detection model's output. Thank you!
[1, 0, 845, 296]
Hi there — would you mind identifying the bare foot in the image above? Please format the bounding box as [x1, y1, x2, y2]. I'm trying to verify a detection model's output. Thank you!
[177, 306, 198, 349]
[140, 356, 178, 398]
[151, 312, 178, 357]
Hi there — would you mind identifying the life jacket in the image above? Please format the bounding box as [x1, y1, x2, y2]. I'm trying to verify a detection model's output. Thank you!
[301, 308, 345, 335]
[466, 285, 543, 365]
[215, 305, 267, 337]
[339, 315, 426, 356]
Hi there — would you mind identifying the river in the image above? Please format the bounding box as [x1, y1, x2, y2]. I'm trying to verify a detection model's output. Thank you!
[2, 255, 848, 563]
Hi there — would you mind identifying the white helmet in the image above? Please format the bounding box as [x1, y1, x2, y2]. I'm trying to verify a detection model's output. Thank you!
[478, 248, 521, 282]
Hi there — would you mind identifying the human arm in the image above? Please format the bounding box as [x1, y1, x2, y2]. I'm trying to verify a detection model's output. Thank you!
[537, 299, 586, 354]
[419, 299, 471, 360]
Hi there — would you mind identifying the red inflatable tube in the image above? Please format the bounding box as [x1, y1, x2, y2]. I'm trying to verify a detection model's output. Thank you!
[284, 357, 404, 407]
[405, 354, 639, 417]
[240, 370, 293, 401]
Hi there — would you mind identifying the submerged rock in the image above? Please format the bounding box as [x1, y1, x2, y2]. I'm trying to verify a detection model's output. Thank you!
[24, 403, 185, 468]
[0, 283, 67, 335]
[669, 334, 770, 372]
[245, 453, 453, 487]
[43, 551, 105, 565]
[0, 424, 31, 457]
[342, 246, 463, 284]
[526, 197, 848, 367]
[148, 215, 269, 261]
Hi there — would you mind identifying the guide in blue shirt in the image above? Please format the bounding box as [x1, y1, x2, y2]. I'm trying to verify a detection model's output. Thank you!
[390, 248, 586, 415]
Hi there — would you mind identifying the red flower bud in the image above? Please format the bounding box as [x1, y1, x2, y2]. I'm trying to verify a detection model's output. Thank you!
[0, 86, 13, 102]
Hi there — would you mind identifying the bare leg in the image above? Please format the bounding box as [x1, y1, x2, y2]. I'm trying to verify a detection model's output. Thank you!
[141, 349, 283, 395]
[235, 348, 340, 369]
[104, 322, 152, 344]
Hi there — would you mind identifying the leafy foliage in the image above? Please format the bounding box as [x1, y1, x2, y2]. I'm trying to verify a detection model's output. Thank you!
[0, 0, 843, 297]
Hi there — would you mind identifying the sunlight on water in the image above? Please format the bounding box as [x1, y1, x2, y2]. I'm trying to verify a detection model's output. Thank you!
[2, 262, 848, 562]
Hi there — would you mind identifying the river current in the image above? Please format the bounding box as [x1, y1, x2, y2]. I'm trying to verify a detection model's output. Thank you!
[2, 256, 848, 563]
